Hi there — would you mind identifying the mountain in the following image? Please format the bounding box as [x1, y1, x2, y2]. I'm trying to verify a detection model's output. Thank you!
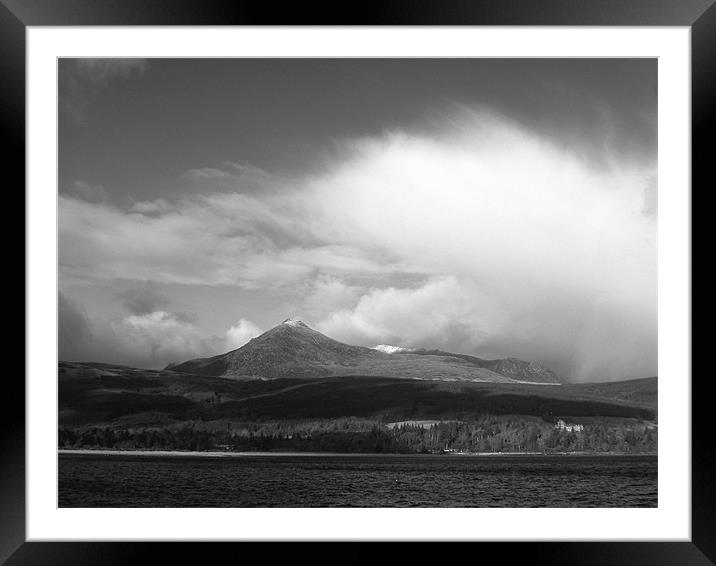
[170, 318, 379, 379]
[405, 349, 562, 384]
[170, 318, 563, 384]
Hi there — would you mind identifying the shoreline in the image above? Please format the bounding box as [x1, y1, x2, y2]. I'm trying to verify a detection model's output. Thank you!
[58, 448, 657, 458]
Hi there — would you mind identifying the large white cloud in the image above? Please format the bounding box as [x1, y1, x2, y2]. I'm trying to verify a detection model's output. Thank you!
[225, 318, 263, 350]
[304, 115, 656, 380]
[59, 191, 398, 287]
[109, 311, 217, 367]
[316, 276, 501, 350]
[59, 111, 656, 381]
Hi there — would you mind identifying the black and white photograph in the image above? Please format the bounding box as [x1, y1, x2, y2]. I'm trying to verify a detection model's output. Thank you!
[57, 57, 658, 508]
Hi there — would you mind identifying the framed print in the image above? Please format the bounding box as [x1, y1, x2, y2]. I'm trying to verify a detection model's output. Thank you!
[7, 0, 709, 563]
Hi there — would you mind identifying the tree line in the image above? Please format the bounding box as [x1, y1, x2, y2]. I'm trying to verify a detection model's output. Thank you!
[59, 414, 657, 454]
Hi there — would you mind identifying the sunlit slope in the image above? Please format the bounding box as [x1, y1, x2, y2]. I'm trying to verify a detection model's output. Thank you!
[169, 319, 561, 384]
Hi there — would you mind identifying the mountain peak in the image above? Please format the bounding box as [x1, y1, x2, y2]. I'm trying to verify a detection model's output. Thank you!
[171, 316, 375, 379]
[170, 320, 563, 384]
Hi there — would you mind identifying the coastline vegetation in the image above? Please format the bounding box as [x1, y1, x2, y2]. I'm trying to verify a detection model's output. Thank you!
[58, 414, 657, 454]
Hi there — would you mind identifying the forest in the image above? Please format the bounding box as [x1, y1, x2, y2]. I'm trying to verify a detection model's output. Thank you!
[59, 414, 657, 454]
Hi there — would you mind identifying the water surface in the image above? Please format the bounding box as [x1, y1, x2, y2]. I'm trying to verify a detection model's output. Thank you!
[58, 452, 657, 507]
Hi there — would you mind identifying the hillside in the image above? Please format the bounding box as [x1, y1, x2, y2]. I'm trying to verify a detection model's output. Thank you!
[59, 361, 656, 427]
[405, 349, 561, 383]
[169, 319, 562, 384]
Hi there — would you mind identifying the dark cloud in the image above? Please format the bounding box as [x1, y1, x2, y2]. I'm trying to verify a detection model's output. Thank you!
[118, 282, 170, 315]
[58, 295, 220, 369]
[58, 59, 655, 206]
[58, 293, 95, 362]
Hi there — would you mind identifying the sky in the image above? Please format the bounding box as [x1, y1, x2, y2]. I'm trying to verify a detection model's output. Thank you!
[58, 58, 657, 382]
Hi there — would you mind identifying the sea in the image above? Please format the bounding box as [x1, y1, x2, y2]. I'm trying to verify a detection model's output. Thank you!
[58, 451, 657, 508]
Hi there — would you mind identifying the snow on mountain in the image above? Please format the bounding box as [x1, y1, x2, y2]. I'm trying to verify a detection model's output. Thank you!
[373, 344, 411, 354]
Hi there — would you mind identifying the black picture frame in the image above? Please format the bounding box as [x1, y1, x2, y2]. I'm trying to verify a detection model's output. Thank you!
[6, 0, 708, 563]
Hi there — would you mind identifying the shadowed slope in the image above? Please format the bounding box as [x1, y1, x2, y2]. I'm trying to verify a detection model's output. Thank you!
[58, 361, 656, 426]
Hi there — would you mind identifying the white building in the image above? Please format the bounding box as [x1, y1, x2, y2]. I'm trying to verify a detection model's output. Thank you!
[555, 419, 584, 433]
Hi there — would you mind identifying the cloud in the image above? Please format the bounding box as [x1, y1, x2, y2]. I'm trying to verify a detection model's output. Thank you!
[117, 281, 171, 315]
[225, 319, 263, 350]
[129, 199, 175, 216]
[59, 191, 396, 287]
[59, 292, 221, 369]
[58, 293, 95, 362]
[63, 181, 108, 203]
[183, 161, 272, 192]
[303, 275, 362, 319]
[305, 114, 656, 380]
[110, 311, 217, 367]
[59, 110, 656, 381]
[317, 277, 500, 350]
[642, 175, 658, 218]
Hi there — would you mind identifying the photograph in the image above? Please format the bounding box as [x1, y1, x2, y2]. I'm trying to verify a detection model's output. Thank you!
[7, 0, 707, 558]
[57, 57, 658, 508]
